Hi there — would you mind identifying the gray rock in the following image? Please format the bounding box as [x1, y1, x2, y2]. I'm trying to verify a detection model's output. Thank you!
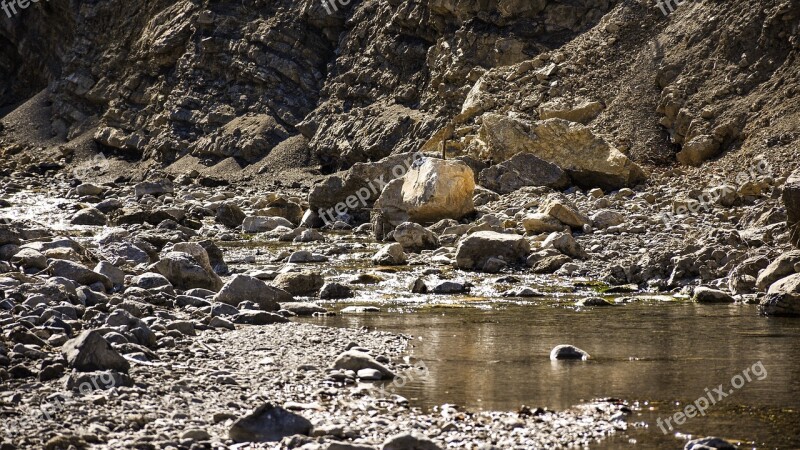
[75, 183, 105, 196]
[272, 271, 324, 296]
[540, 193, 590, 229]
[94, 261, 125, 289]
[576, 297, 614, 307]
[10, 248, 47, 270]
[382, 432, 442, 450]
[543, 232, 585, 259]
[430, 281, 470, 295]
[759, 293, 800, 317]
[332, 350, 394, 379]
[372, 243, 407, 266]
[62, 330, 130, 373]
[684, 436, 738, 450]
[767, 273, 800, 295]
[393, 222, 439, 252]
[151, 251, 223, 291]
[134, 179, 174, 197]
[242, 216, 294, 233]
[216, 202, 246, 228]
[692, 286, 735, 303]
[279, 302, 327, 316]
[48, 259, 112, 290]
[229, 403, 312, 443]
[70, 208, 108, 226]
[756, 251, 800, 291]
[455, 231, 530, 271]
[550, 344, 589, 360]
[131, 272, 174, 294]
[214, 275, 293, 311]
[233, 310, 290, 325]
[65, 370, 133, 391]
[479, 152, 570, 194]
[287, 250, 329, 263]
[319, 282, 353, 299]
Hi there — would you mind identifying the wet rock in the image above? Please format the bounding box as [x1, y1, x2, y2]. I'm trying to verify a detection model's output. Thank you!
[541, 193, 590, 229]
[479, 152, 570, 194]
[756, 251, 800, 291]
[576, 297, 614, 307]
[381, 432, 441, 450]
[233, 310, 290, 325]
[684, 436, 738, 450]
[372, 243, 407, 266]
[273, 271, 324, 297]
[374, 158, 475, 226]
[759, 293, 800, 317]
[216, 202, 246, 228]
[393, 222, 439, 251]
[332, 350, 394, 379]
[229, 403, 312, 443]
[62, 330, 130, 373]
[550, 345, 590, 360]
[522, 213, 565, 233]
[430, 280, 470, 294]
[280, 302, 327, 316]
[70, 208, 108, 225]
[151, 251, 223, 291]
[319, 282, 353, 299]
[214, 275, 293, 311]
[410, 277, 428, 294]
[692, 287, 734, 303]
[340, 306, 380, 313]
[243, 216, 294, 233]
[455, 231, 530, 271]
[784, 169, 800, 247]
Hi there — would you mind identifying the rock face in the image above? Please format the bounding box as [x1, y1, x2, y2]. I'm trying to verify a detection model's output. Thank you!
[213, 275, 293, 311]
[62, 331, 130, 373]
[374, 158, 475, 226]
[784, 169, 800, 248]
[478, 152, 570, 194]
[454, 231, 530, 271]
[229, 403, 312, 443]
[475, 114, 646, 190]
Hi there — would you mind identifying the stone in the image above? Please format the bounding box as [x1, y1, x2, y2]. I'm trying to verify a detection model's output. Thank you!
[131, 272, 174, 293]
[393, 222, 439, 251]
[542, 232, 585, 259]
[332, 350, 394, 379]
[214, 275, 293, 311]
[538, 98, 603, 124]
[372, 243, 407, 266]
[70, 208, 108, 226]
[784, 169, 800, 247]
[759, 293, 800, 317]
[319, 282, 353, 299]
[94, 261, 125, 289]
[62, 330, 130, 373]
[242, 216, 294, 233]
[676, 135, 721, 166]
[755, 251, 800, 291]
[374, 158, 475, 226]
[692, 287, 735, 303]
[134, 179, 174, 197]
[478, 152, 570, 194]
[280, 302, 327, 316]
[476, 114, 645, 189]
[522, 213, 565, 233]
[550, 345, 589, 360]
[540, 194, 590, 228]
[430, 281, 470, 294]
[288, 250, 329, 263]
[10, 248, 47, 270]
[151, 251, 223, 291]
[75, 183, 105, 196]
[272, 271, 324, 296]
[65, 370, 133, 390]
[576, 297, 613, 307]
[684, 436, 738, 450]
[455, 231, 530, 271]
[381, 432, 441, 450]
[216, 202, 246, 228]
[233, 310, 290, 325]
[48, 259, 112, 290]
[229, 403, 312, 443]
[728, 256, 770, 295]
[590, 210, 625, 229]
[767, 273, 800, 295]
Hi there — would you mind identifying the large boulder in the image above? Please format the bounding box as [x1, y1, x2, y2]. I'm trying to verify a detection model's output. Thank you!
[309, 152, 423, 223]
[759, 293, 800, 317]
[454, 231, 530, 271]
[785, 169, 800, 247]
[374, 158, 475, 226]
[478, 152, 570, 194]
[272, 271, 324, 297]
[213, 275, 293, 311]
[62, 331, 130, 373]
[755, 251, 800, 291]
[475, 114, 645, 189]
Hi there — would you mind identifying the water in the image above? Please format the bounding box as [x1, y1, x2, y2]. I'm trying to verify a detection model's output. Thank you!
[310, 301, 800, 449]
